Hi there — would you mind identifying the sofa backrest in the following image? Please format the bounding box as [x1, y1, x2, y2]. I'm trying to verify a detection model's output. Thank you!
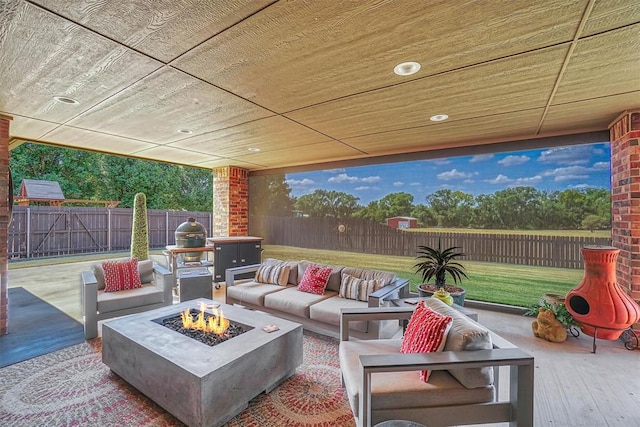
[297, 260, 344, 292]
[262, 258, 299, 285]
[423, 297, 494, 388]
[341, 267, 396, 286]
[92, 259, 155, 290]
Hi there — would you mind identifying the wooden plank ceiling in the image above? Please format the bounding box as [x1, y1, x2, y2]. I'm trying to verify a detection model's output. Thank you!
[1, 0, 639, 172]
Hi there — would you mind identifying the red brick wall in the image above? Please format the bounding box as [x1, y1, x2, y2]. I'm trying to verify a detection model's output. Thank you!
[0, 115, 11, 335]
[610, 110, 640, 327]
[212, 166, 249, 237]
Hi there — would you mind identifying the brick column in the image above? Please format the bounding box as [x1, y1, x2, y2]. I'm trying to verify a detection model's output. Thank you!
[212, 166, 249, 237]
[609, 109, 640, 331]
[0, 115, 12, 335]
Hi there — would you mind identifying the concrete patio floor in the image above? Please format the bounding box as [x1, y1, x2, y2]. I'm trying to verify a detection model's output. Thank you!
[5, 254, 640, 426]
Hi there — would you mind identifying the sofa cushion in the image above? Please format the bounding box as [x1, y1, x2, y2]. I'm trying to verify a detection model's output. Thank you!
[423, 298, 494, 388]
[97, 283, 164, 313]
[401, 302, 453, 382]
[339, 339, 494, 414]
[298, 261, 344, 292]
[138, 259, 154, 284]
[263, 258, 298, 285]
[309, 296, 369, 332]
[102, 258, 142, 292]
[342, 267, 396, 286]
[92, 263, 107, 290]
[298, 264, 332, 295]
[255, 264, 291, 286]
[227, 280, 288, 306]
[92, 258, 154, 290]
[264, 286, 337, 318]
[340, 273, 383, 301]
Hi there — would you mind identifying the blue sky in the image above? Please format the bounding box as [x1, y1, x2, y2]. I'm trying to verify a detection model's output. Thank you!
[285, 142, 611, 205]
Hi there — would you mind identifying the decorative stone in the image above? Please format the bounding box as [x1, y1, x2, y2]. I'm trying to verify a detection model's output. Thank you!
[531, 308, 567, 343]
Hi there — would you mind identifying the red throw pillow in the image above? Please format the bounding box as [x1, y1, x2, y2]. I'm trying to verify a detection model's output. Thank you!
[102, 258, 142, 292]
[401, 301, 453, 382]
[298, 264, 332, 295]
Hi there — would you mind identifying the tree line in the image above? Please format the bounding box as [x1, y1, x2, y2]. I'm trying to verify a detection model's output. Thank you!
[251, 177, 611, 231]
[12, 143, 610, 231]
[10, 143, 213, 211]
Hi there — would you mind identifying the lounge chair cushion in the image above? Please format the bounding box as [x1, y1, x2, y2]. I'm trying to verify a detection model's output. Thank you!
[339, 339, 494, 414]
[97, 283, 164, 313]
[423, 298, 494, 388]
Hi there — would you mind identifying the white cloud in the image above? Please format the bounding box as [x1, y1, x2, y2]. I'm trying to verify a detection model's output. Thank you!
[328, 173, 359, 183]
[393, 181, 404, 187]
[486, 174, 513, 184]
[513, 175, 542, 185]
[409, 182, 421, 186]
[538, 145, 593, 165]
[285, 178, 315, 189]
[323, 168, 346, 173]
[592, 161, 610, 171]
[542, 166, 591, 182]
[463, 179, 474, 184]
[355, 186, 378, 191]
[327, 173, 380, 184]
[569, 183, 596, 189]
[469, 154, 494, 163]
[361, 175, 381, 183]
[437, 169, 473, 181]
[498, 155, 530, 166]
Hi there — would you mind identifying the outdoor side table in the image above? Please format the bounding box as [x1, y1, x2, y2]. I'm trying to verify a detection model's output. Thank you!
[178, 268, 213, 302]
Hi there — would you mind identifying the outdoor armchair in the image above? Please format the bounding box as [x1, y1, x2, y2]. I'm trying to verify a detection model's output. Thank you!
[339, 300, 534, 427]
[81, 259, 173, 339]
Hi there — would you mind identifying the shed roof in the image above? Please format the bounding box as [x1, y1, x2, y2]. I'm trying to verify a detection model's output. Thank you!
[18, 179, 65, 201]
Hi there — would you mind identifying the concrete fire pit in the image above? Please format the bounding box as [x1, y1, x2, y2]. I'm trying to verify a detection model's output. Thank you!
[102, 299, 303, 427]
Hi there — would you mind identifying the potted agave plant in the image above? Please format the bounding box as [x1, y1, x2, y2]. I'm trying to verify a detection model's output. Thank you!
[414, 239, 468, 306]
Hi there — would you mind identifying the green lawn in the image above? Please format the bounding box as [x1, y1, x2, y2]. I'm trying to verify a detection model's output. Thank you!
[404, 227, 610, 238]
[263, 245, 583, 308]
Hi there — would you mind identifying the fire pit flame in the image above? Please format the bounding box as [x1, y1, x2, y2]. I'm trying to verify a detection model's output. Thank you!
[181, 301, 230, 336]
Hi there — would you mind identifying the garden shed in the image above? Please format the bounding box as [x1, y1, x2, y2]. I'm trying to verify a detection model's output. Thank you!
[386, 216, 418, 229]
[15, 179, 119, 207]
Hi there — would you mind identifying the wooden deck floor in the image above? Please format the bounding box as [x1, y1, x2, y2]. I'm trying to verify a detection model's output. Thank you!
[5, 256, 640, 427]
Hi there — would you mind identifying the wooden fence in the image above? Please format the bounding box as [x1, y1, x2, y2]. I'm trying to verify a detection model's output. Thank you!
[249, 216, 611, 269]
[8, 206, 212, 260]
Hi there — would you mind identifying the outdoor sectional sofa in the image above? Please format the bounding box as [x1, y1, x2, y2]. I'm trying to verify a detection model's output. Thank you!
[224, 258, 410, 340]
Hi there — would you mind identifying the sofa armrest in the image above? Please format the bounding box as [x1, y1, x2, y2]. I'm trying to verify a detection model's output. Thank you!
[357, 348, 534, 427]
[367, 278, 410, 307]
[81, 270, 99, 339]
[340, 306, 414, 341]
[225, 263, 261, 286]
[152, 263, 173, 303]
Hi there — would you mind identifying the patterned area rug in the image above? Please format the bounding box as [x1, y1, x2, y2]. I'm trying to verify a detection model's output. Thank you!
[0, 331, 355, 427]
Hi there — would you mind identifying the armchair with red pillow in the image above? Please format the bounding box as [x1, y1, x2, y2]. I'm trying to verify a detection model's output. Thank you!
[81, 258, 173, 339]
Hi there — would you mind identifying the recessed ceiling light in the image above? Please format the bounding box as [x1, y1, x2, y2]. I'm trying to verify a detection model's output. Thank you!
[430, 114, 449, 122]
[248, 147, 261, 152]
[393, 61, 421, 76]
[53, 96, 79, 105]
[178, 129, 193, 134]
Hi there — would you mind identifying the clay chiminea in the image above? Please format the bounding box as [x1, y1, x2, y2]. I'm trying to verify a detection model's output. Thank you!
[566, 246, 640, 350]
